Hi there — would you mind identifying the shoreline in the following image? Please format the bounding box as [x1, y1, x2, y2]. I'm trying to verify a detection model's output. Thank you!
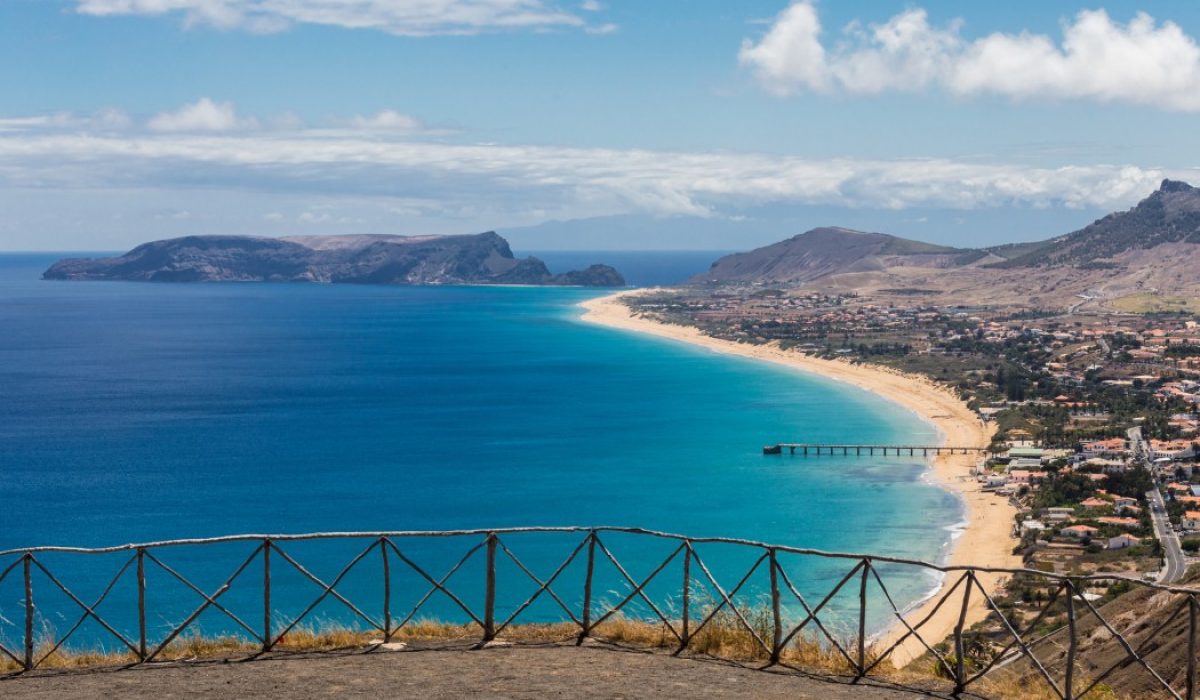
[578, 289, 1021, 667]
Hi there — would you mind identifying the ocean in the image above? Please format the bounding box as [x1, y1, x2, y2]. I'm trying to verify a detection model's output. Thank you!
[0, 252, 959, 650]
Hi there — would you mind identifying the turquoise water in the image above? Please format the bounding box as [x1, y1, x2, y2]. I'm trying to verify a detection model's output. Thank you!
[0, 254, 958, 649]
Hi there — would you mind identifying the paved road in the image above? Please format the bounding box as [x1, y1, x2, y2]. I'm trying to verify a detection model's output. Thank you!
[1127, 427, 1188, 583]
[1, 644, 944, 699]
[1127, 426, 1146, 460]
[1147, 487, 1188, 584]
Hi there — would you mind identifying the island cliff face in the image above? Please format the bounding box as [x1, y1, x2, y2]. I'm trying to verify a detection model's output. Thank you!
[43, 232, 625, 287]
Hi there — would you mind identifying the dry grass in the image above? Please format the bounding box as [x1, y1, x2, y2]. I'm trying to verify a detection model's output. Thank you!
[972, 668, 1118, 700]
[1109, 292, 1200, 314]
[1, 611, 865, 674]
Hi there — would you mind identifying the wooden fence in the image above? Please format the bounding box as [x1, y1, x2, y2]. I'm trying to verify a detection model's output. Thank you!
[0, 526, 1197, 698]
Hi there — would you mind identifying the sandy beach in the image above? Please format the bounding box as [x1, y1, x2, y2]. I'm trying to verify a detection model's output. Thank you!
[579, 290, 1021, 668]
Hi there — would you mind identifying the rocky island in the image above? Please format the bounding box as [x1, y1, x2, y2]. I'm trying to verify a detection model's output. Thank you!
[43, 231, 625, 287]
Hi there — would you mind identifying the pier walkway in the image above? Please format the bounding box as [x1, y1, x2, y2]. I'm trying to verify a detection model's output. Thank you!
[763, 443, 992, 456]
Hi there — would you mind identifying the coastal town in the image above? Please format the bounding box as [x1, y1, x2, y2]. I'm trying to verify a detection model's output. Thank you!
[621, 287, 1200, 593]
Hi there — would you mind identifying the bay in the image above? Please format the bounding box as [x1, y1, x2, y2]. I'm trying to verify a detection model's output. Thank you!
[0, 253, 959, 649]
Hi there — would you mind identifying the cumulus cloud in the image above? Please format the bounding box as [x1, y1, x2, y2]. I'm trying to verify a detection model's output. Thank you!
[348, 110, 424, 132]
[147, 98, 258, 132]
[740, 3, 1200, 111]
[74, 0, 596, 36]
[0, 115, 1184, 218]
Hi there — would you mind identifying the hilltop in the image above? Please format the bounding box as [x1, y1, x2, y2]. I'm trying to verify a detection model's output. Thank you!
[995, 179, 1200, 268]
[42, 232, 625, 287]
[691, 227, 967, 285]
[692, 180, 1200, 312]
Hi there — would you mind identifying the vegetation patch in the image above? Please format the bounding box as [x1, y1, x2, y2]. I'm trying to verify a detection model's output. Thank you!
[1110, 293, 1200, 314]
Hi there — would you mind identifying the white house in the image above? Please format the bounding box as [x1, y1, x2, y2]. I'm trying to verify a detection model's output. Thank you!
[1062, 524, 1099, 539]
[1107, 534, 1140, 550]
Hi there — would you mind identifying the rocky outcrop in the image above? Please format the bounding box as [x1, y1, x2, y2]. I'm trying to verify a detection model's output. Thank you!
[993, 179, 1200, 268]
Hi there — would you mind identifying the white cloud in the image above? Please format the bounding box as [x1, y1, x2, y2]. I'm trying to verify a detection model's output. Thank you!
[148, 98, 259, 132]
[0, 109, 132, 132]
[349, 110, 423, 132]
[0, 118, 1184, 219]
[299, 210, 333, 224]
[738, 2, 829, 94]
[740, 3, 1200, 111]
[74, 0, 593, 36]
[585, 22, 617, 35]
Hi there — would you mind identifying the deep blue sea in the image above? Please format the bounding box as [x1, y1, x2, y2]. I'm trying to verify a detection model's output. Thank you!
[0, 252, 959, 652]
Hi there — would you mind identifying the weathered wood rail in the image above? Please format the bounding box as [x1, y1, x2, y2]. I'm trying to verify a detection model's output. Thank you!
[0, 527, 1196, 699]
[763, 443, 994, 456]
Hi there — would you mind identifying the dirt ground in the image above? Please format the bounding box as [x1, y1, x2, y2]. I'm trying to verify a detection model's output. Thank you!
[3, 641, 952, 699]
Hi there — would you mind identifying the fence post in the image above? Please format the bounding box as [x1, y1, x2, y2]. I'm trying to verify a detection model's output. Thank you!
[679, 541, 691, 652]
[137, 548, 147, 661]
[1065, 580, 1076, 700]
[381, 538, 392, 643]
[577, 531, 596, 645]
[769, 548, 782, 666]
[262, 539, 272, 652]
[856, 557, 870, 678]
[23, 553, 33, 672]
[1188, 594, 1196, 700]
[482, 533, 497, 643]
[953, 571, 974, 695]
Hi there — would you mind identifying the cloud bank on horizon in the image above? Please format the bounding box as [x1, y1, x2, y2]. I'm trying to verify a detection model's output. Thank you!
[740, 2, 1200, 111]
[0, 98, 1185, 217]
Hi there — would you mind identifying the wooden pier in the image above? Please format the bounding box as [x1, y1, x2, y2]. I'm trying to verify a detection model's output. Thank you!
[763, 443, 991, 457]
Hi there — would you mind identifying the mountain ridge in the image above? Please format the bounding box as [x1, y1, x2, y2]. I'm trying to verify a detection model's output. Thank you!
[691, 180, 1200, 311]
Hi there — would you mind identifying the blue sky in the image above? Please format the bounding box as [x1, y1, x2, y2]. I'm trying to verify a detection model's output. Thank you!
[4, 1, 1200, 250]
